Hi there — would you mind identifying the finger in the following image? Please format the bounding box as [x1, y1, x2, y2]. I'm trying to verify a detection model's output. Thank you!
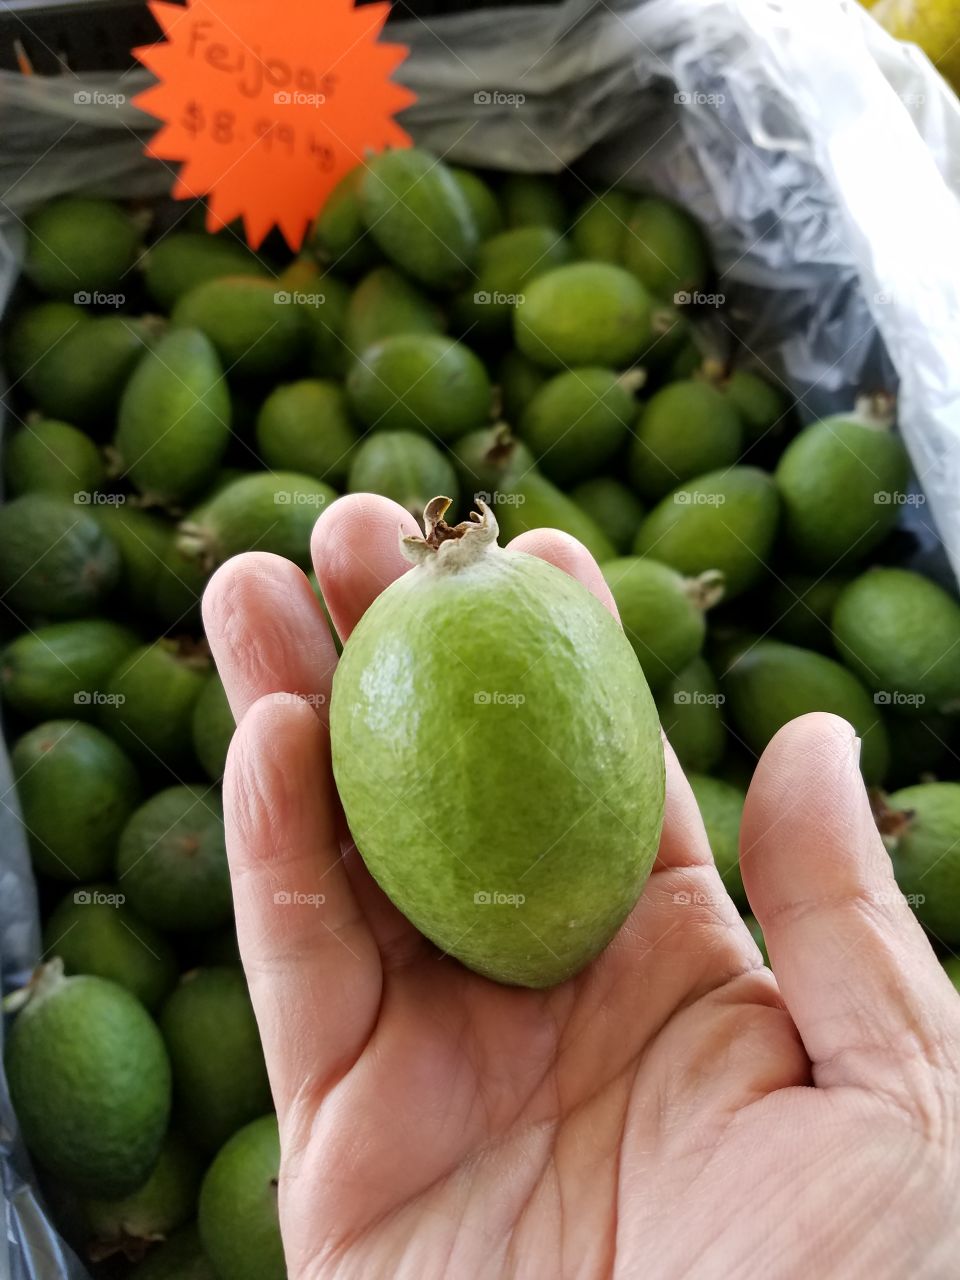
[741, 712, 960, 1091]
[202, 552, 337, 724]
[224, 692, 381, 1114]
[506, 528, 619, 618]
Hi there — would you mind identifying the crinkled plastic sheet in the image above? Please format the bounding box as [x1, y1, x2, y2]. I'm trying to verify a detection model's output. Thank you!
[2, 1, 960, 1275]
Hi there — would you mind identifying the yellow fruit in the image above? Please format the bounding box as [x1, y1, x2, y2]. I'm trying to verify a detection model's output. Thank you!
[871, 0, 960, 89]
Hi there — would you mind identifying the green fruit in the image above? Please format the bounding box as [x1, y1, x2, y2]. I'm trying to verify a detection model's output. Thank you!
[135, 1224, 217, 1280]
[346, 334, 492, 439]
[309, 166, 378, 273]
[5, 300, 87, 385]
[160, 968, 271, 1153]
[450, 167, 502, 239]
[348, 431, 458, 520]
[723, 369, 788, 443]
[722, 638, 889, 784]
[115, 329, 231, 505]
[82, 1133, 201, 1252]
[500, 173, 566, 230]
[172, 277, 305, 377]
[198, 1115, 283, 1280]
[498, 348, 547, 420]
[571, 191, 634, 262]
[117, 786, 231, 932]
[11, 720, 140, 880]
[5, 964, 171, 1197]
[152, 531, 215, 631]
[331, 500, 665, 987]
[450, 425, 534, 498]
[99, 639, 210, 768]
[629, 380, 743, 501]
[1, 619, 138, 721]
[514, 262, 653, 369]
[452, 225, 571, 337]
[142, 232, 264, 311]
[31, 315, 157, 430]
[256, 379, 358, 485]
[688, 774, 746, 909]
[493, 468, 616, 565]
[569, 477, 645, 555]
[343, 265, 443, 356]
[90, 504, 174, 619]
[884, 783, 960, 943]
[193, 674, 235, 781]
[602, 558, 722, 691]
[832, 568, 960, 712]
[360, 147, 478, 289]
[4, 418, 105, 499]
[655, 656, 726, 772]
[766, 572, 849, 653]
[622, 196, 709, 300]
[43, 883, 177, 1010]
[300, 274, 351, 379]
[634, 467, 780, 599]
[177, 472, 335, 573]
[774, 410, 910, 566]
[0, 494, 121, 619]
[519, 367, 639, 483]
[668, 338, 703, 382]
[25, 197, 142, 298]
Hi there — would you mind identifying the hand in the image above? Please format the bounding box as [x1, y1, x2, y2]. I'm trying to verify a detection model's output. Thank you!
[203, 494, 960, 1280]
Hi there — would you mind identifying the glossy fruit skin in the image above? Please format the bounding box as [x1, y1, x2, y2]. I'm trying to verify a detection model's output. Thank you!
[571, 191, 634, 261]
[722, 638, 890, 785]
[832, 568, 960, 712]
[172, 277, 306, 377]
[450, 427, 535, 498]
[775, 415, 910, 567]
[500, 174, 567, 231]
[498, 349, 547, 420]
[31, 316, 155, 431]
[452, 226, 572, 337]
[887, 783, 960, 944]
[688, 773, 746, 909]
[602, 558, 709, 691]
[309, 167, 378, 273]
[198, 1114, 284, 1280]
[514, 262, 653, 369]
[629, 380, 743, 501]
[331, 537, 664, 987]
[343, 265, 443, 356]
[89, 504, 174, 621]
[360, 148, 479, 289]
[25, 197, 142, 298]
[724, 369, 788, 443]
[142, 231, 264, 310]
[622, 196, 709, 300]
[449, 167, 503, 239]
[11, 720, 140, 880]
[99, 640, 210, 769]
[300, 274, 351, 379]
[492, 468, 616, 565]
[519, 368, 636, 484]
[766, 572, 849, 654]
[192, 674, 235, 781]
[255, 379, 358, 485]
[6, 301, 86, 385]
[82, 1133, 201, 1248]
[4, 418, 105, 499]
[6, 969, 171, 1197]
[348, 431, 459, 519]
[1, 619, 138, 722]
[570, 477, 645, 555]
[655, 656, 726, 772]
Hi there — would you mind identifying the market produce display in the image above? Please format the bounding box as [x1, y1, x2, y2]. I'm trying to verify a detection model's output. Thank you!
[1, 148, 959, 1277]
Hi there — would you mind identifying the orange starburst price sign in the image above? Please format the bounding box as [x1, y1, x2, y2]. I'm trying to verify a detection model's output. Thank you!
[133, 0, 415, 250]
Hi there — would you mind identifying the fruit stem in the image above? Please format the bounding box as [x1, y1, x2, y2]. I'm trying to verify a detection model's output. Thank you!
[617, 369, 648, 395]
[685, 569, 726, 613]
[2, 958, 65, 1015]
[854, 392, 896, 430]
[870, 789, 914, 850]
[401, 497, 500, 570]
[698, 356, 728, 386]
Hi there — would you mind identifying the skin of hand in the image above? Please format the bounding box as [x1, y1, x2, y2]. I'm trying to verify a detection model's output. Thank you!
[202, 493, 960, 1280]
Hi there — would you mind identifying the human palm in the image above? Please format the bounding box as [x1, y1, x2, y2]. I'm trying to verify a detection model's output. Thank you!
[204, 494, 960, 1280]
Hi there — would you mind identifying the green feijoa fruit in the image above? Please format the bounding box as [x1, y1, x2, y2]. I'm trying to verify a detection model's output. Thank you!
[499, 173, 567, 231]
[11, 720, 140, 880]
[172, 276, 306, 377]
[668, 338, 703, 382]
[883, 783, 960, 944]
[774, 408, 910, 567]
[722, 638, 889, 785]
[766, 572, 849, 653]
[255, 379, 358, 485]
[342, 265, 443, 358]
[655, 656, 726, 773]
[117, 786, 230, 932]
[5, 963, 171, 1197]
[192, 674, 235, 781]
[136, 1224, 217, 1280]
[450, 167, 503, 239]
[0, 494, 120, 619]
[885, 712, 958, 788]
[24, 197, 143, 298]
[743, 914, 769, 964]
[514, 262, 653, 369]
[346, 334, 492, 439]
[115, 329, 231, 505]
[198, 1115, 283, 1280]
[5, 300, 87, 385]
[450, 425, 534, 498]
[43, 883, 177, 1010]
[519, 367, 639, 484]
[142, 231, 265, 311]
[4, 418, 105, 499]
[602, 558, 723, 691]
[331, 499, 665, 987]
[1, 619, 139, 722]
[360, 147, 479, 289]
[622, 196, 709, 300]
[348, 431, 458, 521]
[99, 640, 210, 769]
[90, 503, 174, 619]
[629, 380, 743, 501]
[723, 369, 789, 443]
[152, 529, 215, 631]
[498, 348, 547, 420]
[832, 567, 960, 712]
[309, 166, 378, 273]
[634, 466, 780, 599]
[570, 477, 645, 555]
[296, 274, 351, 379]
[570, 191, 634, 262]
[177, 472, 335, 573]
[31, 315, 158, 431]
[82, 1132, 201, 1256]
[493, 468, 616, 565]
[688, 773, 746, 909]
[451, 225, 572, 337]
[160, 968, 271, 1153]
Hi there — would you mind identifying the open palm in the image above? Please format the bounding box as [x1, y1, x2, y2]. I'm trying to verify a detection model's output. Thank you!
[203, 494, 960, 1280]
